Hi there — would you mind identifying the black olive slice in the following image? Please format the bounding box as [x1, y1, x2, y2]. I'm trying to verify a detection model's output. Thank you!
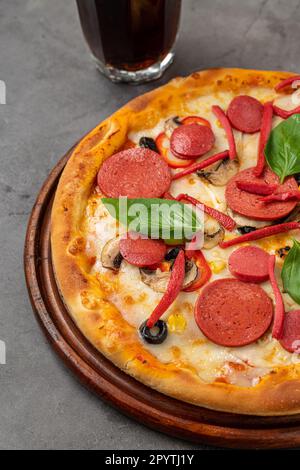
[164, 247, 181, 261]
[237, 226, 257, 235]
[139, 320, 168, 344]
[276, 246, 291, 258]
[139, 137, 158, 153]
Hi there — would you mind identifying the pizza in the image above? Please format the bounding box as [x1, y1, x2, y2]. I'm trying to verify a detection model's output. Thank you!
[51, 68, 300, 416]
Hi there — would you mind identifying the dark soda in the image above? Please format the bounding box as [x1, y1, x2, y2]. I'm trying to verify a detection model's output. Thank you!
[76, 0, 181, 73]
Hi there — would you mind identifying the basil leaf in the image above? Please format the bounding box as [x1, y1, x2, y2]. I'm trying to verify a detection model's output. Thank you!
[102, 197, 203, 241]
[265, 114, 300, 183]
[281, 238, 300, 304]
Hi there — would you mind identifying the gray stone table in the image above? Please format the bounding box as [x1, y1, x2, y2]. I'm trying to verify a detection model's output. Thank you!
[1, 0, 300, 450]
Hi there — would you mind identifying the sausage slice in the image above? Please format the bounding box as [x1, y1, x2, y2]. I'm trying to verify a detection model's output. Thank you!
[170, 123, 215, 159]
[226, 167, 298, 221]
[120, 233, 167, 267]
[280, 310, 300, 353]
[227, 95, 263, 133]
[195, 279, 273, 347]
[97, 148, 171, 198]
[228, 246, 270, 283]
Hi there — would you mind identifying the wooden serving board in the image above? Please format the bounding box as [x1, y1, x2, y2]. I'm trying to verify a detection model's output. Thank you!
[24, 146, 300, 449]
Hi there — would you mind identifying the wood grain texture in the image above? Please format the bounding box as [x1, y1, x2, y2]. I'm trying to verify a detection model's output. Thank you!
[24, 147, 300, 449]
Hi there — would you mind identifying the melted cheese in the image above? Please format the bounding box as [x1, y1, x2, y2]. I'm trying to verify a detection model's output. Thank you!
[83, 89, 300, 386]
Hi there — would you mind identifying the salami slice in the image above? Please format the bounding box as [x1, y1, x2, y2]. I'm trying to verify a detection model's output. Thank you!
[97, 148, 171, 198]
[228, 246, 270, 283]
[195, 279, 273, 347]
[280, 310, 300, 353]
[225, 167, 298, 221]
[227, 95, 263, 133]
[170, 123, 215, 159]
[120, 233, 167, 267]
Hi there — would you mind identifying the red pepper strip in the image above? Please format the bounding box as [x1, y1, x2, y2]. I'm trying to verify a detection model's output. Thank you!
[219, 222, 300, 249]
[260, 190, 300, 203]
[181, 116, 211, 127]
[268, 255, 285, 339]
[146, 250, 185, 329]
[236, 180, 278, 195]
[176, 193, 236, 231]
[273, 104, 300, 119]
[275, 75, 300, 92]
[156, 132, 193, 168]
[253, 102, 274, 177]
[183, 250, 212, 292]
[171, 150, 229, 181]
[212, 105, 237, 160]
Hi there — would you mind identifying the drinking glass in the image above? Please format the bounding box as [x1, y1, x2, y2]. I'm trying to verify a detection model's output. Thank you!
[76, 0, 182, 83]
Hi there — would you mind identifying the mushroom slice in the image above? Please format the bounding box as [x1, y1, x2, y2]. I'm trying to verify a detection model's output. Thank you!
[101, 237, 123, 270]
[203, 215, 224, 249]
[197, 157, 239, 186]
[140, 269, 170, 293]
[140, 258, 198, 293]
[164, 116, 181, 138]
[183, 259, 199, 289]
[280, 204, 300, 223]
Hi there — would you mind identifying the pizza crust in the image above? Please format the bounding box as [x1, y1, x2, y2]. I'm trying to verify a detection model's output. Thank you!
[51, 68, 300, 415]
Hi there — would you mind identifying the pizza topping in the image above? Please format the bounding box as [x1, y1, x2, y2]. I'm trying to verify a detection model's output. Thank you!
[227, 95, 263, 134]
[120, 233, 167, 267]
[212, 105, 237, 160]
[253, 102, 273, 177]
[101, 237, 123, 270]
[273, 104, 300, 119]
[139, 136, 159, 153]
[172, 150, 230, 181]
[268, 255, 285, 339]
[146, 250, 185, 329]
[181, 116, 211, 127]
[97, 148, 171, 198]
[276, 245, 291, 259]
[140, 255, 198, 293]
[229, 246, 270, 283]
[237, 225, 257, 235]
[220, 221, 300, 249]
[164, 116, 181, 138]
[226, 167, 298, 221]
[282, 204, 300, 223]
[194, 279, 273, 347]
[156, 132, 193, 168]
[183, 249, 211, 292]
[259, 190, 300, 203]
[170, 123, 215, 159]
[279, 310, 300, 353]
[176, 193, 236, 231]
[139, 319, 168, 345]
[203, 217, 225, 249]
[236, 180, 278, 195]
[281, 239, 300, 305]
[275, 75, 300, 92]
[265, 114, 300, 183]
[197, 156, 239, 186]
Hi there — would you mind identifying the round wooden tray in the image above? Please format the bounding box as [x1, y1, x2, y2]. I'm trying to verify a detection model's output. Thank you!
[24, 147, 300, 449]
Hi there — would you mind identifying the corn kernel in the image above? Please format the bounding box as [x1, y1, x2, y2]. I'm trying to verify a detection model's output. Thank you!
[209, 260, 226, 274]
[167, 313, 187, 333]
